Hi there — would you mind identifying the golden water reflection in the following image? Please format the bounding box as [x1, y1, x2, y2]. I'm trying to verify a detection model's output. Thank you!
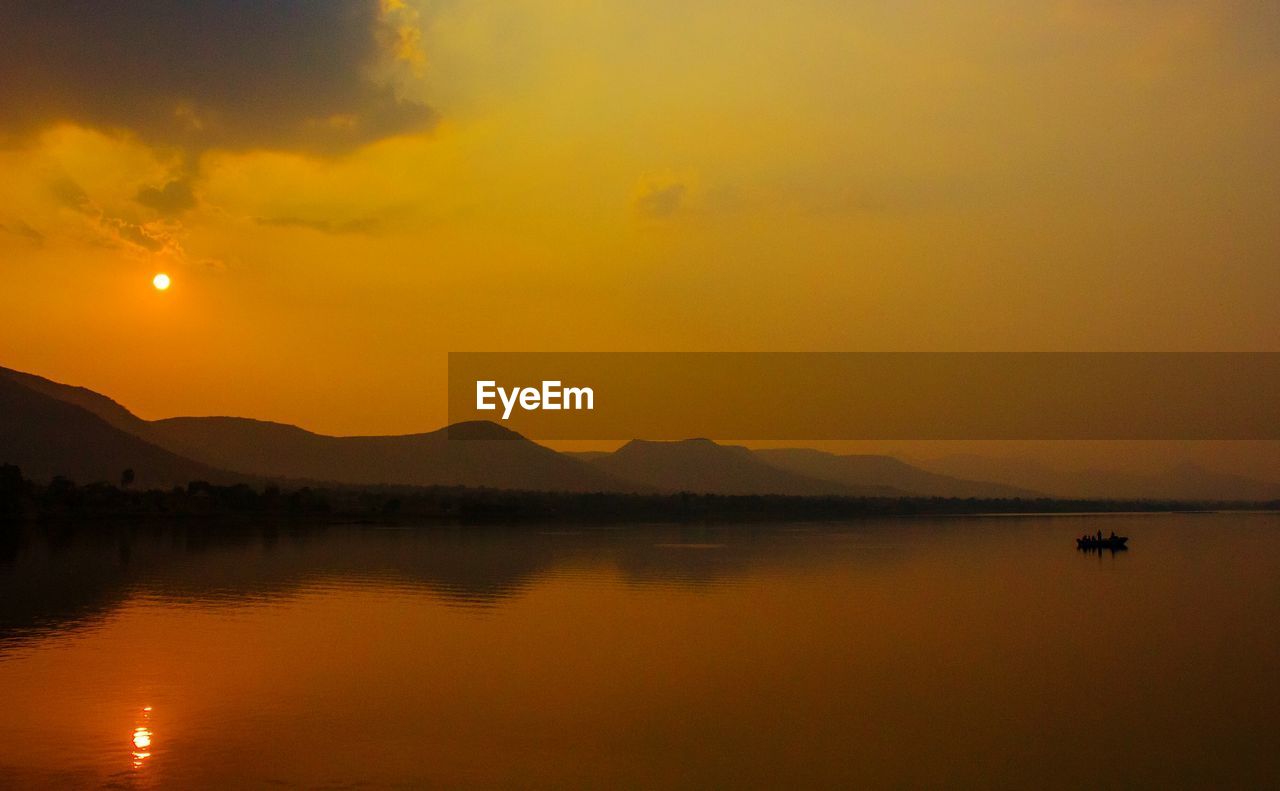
[0, 518, 1276, 788]
[131, 706, 153, 769]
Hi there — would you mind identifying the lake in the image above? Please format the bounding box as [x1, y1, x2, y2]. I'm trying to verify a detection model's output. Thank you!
[0, 513, 1277, 788]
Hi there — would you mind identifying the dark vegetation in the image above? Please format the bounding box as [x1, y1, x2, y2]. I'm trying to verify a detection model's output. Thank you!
[1, 464, 1274, 526]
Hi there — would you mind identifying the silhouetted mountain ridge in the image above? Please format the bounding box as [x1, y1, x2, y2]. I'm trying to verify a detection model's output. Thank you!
[753, 448, 1041, 498]
[5, 365, 1273, 500]
[0, 366, 622, 492]
[146, 415, 620, 490]
[0, 366, 145, 433]
[0, 374, 232, 488]
[581, 438, 904, 496]
[921, 454, 1280, 501]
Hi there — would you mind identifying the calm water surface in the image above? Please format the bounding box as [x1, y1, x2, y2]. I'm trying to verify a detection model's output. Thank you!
[0, 513, 1277, 789]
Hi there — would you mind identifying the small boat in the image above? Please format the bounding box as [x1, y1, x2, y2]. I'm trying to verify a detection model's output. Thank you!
[1076, 535, 1128, 550]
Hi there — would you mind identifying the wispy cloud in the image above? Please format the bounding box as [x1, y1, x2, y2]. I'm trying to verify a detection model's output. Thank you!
[255, 214, 386, 235]
[634, 179, 687, 219]
[0, 218, 43, 244]
[50, 177, 212, 268]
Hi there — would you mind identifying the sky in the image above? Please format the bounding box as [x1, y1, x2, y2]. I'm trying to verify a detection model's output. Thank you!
[1, 1, 1278, 454]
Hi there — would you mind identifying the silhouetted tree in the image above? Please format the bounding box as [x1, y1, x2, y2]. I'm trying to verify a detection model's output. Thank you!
[121, 468, 135, 489]
[0, 464, 21, 495]
[0, 464, 24, 517]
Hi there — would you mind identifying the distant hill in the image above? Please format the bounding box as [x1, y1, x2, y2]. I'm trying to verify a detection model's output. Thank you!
[144, 417, 625, 491]
[0, 374, 232, 489]
[753, 448, 1041, 498]
[0, 366, 623, 492]
[579, 439, 903, 496]
[0, 366, 147, 434]
[922, 454, 1280, 501]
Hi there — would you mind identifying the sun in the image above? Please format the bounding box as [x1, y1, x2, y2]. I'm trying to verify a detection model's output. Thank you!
[152, 273, 171, 291]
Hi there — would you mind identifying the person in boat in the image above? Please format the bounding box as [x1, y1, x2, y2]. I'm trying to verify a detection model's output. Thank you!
[1109, 531, 1117, 540]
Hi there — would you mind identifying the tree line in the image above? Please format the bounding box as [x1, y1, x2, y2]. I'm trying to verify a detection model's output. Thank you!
[1, 464, 1275, 525]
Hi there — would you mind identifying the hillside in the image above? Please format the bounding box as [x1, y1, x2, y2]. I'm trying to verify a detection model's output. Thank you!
[0, 375, 233, 489]
[582, 439, 903, 496]
[146, 417, 625, 491]
[922, 454, 1280, 501]
[754, 448, 1041, 498]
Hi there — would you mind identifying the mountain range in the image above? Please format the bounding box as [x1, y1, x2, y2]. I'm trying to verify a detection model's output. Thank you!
[573, 439, 904, 497]
[0, 366, 618, 492]
[2, 364, 1277, 500]
[920, 454, 1280, 502]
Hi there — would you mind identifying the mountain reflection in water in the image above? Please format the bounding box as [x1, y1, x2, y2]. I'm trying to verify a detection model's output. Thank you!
[0, 514, 1277, 789]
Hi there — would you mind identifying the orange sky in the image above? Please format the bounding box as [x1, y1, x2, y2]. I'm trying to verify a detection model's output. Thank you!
[1, 1, 1278, 453]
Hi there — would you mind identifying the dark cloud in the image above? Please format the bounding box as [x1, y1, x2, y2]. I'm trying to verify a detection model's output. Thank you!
[0, 1, 435, 154]
[136, 179, 197, 216]
[634, 182, 686, 218]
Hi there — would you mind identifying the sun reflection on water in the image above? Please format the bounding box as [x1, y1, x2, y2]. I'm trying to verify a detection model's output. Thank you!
[131, 706, 153, 769]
